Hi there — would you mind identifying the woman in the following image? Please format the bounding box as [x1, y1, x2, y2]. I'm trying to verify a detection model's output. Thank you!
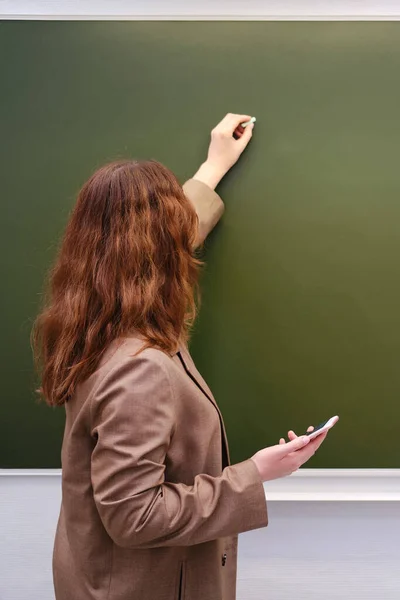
[33, 113, 326, 600]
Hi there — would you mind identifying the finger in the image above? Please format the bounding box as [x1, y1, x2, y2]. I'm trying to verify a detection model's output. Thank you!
[288, 430, 297, 441]
[215, 113, 250, 130]
[277, 435, 310, 455]
[227, 113, 252, 128]
[294, 431, 328, 464]
[307, 426, 314, 433]
[237, 122, 254, 150]
[279, 438, 286, 445]
[233, 127, 244, 140]
[309, 430, 328, 451]
[227, 114, 253, 135]
[233, 125, 244, 138]
[217, 113, 252, 134]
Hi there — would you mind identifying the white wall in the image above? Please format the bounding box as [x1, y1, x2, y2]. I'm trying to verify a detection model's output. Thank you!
[1, 473, 399, 600]
[238, 502, 400, 600]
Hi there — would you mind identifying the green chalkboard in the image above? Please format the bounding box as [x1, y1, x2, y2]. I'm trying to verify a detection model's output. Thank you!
[1, 21, 400, 468]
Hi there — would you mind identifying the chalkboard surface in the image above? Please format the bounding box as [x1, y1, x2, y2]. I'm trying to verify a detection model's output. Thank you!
[1, 21, 400, 468]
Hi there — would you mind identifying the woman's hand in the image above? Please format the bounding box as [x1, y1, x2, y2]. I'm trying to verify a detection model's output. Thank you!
[193, 113, 255, 190]
[250, 430, 328, 482]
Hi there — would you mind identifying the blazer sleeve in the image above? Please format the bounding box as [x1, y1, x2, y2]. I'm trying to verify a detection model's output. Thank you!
[90, 354, 268, 549]
[183, 179, 225, 246]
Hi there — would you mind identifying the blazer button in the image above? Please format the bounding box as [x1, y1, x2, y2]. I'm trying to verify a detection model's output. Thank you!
[222, 553, 227, 567]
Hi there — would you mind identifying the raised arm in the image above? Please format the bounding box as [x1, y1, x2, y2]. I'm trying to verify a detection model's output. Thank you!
[184, 113, 255, 246]
[182, 179, 224, 246]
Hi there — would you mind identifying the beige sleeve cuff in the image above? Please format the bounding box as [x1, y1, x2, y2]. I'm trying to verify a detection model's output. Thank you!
[225, 458, 269, 534]
[183, 179, 225, 246]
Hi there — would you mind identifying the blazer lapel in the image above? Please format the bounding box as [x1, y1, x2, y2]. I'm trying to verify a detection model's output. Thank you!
[177, 346, 217, 407]
[175, 345, 231, 466]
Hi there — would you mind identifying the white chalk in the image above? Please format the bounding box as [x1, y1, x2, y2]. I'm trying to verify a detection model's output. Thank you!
[241, 117, 256, 128]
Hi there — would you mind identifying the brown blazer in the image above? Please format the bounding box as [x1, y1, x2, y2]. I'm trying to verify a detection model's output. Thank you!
[53, 179, 268, 600]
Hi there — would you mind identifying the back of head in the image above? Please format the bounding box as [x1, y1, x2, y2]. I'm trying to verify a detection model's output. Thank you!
[32, 160, 201, 406]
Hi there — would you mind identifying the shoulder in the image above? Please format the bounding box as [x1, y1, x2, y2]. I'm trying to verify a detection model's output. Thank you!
[106, 336, 174, 368]
[92, 336, 171, 380]
[87, 338, 178, 423]
[87, 337, 178, 399]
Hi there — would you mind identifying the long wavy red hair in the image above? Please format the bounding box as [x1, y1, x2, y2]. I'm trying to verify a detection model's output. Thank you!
[32, 160, 201, 406]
